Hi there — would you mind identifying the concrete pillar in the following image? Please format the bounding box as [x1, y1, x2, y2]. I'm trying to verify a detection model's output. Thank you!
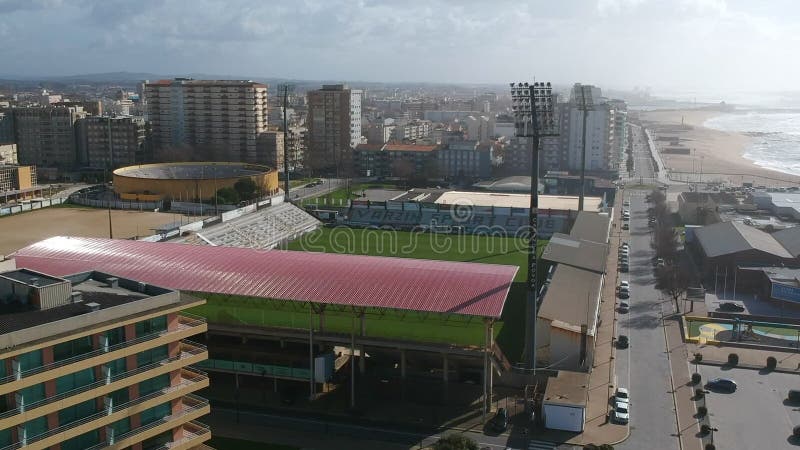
[400, 349, 407, 379]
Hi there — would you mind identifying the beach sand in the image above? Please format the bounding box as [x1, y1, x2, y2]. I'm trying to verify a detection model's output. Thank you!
[636, 109, 800, 186]
[0, 206, 188, 256]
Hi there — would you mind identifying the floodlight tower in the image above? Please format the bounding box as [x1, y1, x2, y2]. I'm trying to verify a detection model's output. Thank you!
[510, 81, 559, 371]
[574, 85, 595, 211]
[278, 83, 295, 198]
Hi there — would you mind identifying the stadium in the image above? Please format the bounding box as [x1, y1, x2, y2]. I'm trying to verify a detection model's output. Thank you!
[112, 162, 279, 202]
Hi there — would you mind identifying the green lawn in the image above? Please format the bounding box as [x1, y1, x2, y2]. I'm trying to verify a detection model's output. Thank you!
[299, 182, 398, 205]
[189, 228, 548, 361]
[208, 436, 298, 450]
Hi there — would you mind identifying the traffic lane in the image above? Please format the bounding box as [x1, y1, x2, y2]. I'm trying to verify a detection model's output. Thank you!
[698, 365, 799, 450]
[615, 192, 679, 450]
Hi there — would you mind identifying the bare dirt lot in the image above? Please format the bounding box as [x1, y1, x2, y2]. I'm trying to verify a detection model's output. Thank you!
[0, 206, 186, 256]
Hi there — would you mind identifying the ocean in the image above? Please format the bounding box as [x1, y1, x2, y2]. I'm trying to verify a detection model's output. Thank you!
[704, 109, 800, 176]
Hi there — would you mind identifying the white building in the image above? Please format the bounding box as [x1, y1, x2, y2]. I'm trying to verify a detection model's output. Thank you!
[465, 115, 494, 143]
[566, 84, 619, 173]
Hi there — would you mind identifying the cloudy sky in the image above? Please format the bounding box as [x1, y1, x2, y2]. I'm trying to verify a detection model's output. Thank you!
[1, 0, 798, 94]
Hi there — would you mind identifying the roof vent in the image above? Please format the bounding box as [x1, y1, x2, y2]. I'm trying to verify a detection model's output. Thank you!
[86, 302, 100, 312]
[70, 291, 83, 303]
[106, 277, 119, 289]
[138, 282, 147, 293]
[29, 277, 39, 286]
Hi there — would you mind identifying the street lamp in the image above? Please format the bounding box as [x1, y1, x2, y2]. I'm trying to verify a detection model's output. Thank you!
[573, 84, 594, 211]
[510, 81, 559, 371]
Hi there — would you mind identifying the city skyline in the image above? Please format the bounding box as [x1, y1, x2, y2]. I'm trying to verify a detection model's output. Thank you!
[0, 0, 798, 94]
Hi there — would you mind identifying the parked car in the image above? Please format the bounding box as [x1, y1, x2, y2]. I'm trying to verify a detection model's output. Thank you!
[619, 281, 630, 289]
[622, 223, 629, 230]
[719, 302, 745, 312]
[788, 389, 800, 403]
[490, 408, 509, 432]
[612, 402, 630, 424]
[620, 264, 629, 273]
[614, 387, 630, 404]
[618, 301, 630, 313]
[618, 287, 630, 299]
[617, 335, 629, 349]
[706, 378, 737, 393]
[623, 200, 630, 207]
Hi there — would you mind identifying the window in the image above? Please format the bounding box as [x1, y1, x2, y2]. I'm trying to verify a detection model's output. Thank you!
[138, 373, 170, 396]
[56, 368, 96, 394]
[58, 399, 96, 425]
[139, 402, 171, 426]
[17, 350, 42, 372]
[136, 315, 167, 336]
[53, 336, 93, 362]
[105, 326, 126, 346]
[61, 429, 99, 450]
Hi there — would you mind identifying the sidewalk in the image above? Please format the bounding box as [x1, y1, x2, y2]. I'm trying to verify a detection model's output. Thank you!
[664, 313, 704, 450]
[691, 341, 800, 373]
[565, 191, 627, 446]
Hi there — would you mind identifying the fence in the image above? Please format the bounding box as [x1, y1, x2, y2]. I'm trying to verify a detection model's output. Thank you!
[69, 195, 163, 211]
[0, 197, 67, 217]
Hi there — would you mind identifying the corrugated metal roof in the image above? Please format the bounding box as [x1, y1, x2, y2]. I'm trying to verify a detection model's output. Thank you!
[695, 221, 793, 259]
[537, 264, 603, 335]
[542, 233, 608, 273]
[772, 226, 800, 258]
[570, 211, 611, 244]
[14, 236, 517, 318]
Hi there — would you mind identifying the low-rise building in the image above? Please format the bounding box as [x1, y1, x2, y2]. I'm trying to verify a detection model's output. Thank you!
[437, 140, 492, 180]
[0, 143, 17, 165]
[0, 165, 36, 193]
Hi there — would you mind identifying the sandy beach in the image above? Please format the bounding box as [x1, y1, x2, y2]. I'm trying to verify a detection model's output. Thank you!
[636, 109, 800, 186]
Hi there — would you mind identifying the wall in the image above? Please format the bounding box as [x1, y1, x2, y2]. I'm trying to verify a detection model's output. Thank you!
[0, 197, 67, 217]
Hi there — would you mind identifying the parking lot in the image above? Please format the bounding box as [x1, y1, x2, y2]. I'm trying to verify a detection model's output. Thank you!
[698, 365, 800, 449]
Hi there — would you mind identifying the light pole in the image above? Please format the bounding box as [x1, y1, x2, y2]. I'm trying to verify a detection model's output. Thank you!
[574, 84, 594, 211]
[278, 83, 295, 199]
[510, 81, 559, 370]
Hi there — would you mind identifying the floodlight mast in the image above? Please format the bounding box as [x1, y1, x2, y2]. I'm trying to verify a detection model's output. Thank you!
[510, 81, 558, 372]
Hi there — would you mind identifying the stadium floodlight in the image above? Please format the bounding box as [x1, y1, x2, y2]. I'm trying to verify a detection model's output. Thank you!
[574, 84, 595, 211]
[510, 80, 559, 373]
[278, 83, 295, 198]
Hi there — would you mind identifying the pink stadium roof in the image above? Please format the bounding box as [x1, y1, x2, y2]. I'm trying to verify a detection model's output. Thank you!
[14, 236, 518, 318]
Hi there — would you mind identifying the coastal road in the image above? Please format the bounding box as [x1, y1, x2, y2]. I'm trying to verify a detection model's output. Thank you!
[613, 190, 680, 450]
[625, 124, 657, 184]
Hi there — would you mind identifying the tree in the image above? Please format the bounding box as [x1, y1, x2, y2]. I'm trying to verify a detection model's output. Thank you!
[391, 159, 415, 187]
[432, 434, 479, 450]
[234, 177, 258, 201]
[657, 263, 690, 312]
[215, 187, 240, 205]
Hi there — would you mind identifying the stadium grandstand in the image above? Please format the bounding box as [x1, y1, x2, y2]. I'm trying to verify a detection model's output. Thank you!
[14, 236, 518, 417]
[175, 202, 321, 249]
[329, 188, 606, 237]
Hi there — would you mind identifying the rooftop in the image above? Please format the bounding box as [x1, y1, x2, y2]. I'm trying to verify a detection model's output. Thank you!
[15, 236, 518, 318]
[0, 268, 64, 287]
[113, 162, 271, 180]
[384, 143, 438, 152]
[543, 370, 590, 408]
[537, 264, 603, 335]
[773, 226, 800, 258]
[542, 233, 608, 273]
[694, 221, 793, 259]
[435, 191, 604, 211]
[569, 211, 612, 244]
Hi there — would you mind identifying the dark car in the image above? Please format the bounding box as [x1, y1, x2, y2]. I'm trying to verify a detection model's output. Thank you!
[490, 408, 509, 432]
[706, 378, 737, 393]
[788, 389, 800, 403]
[617, 335, 629, 349]
[719, 302, 745, 312]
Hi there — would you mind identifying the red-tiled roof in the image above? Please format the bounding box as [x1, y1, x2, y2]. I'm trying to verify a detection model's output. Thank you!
[15, 237, 517, 318]
[384, 144, 438, 152]
[355, 143, 385, 152]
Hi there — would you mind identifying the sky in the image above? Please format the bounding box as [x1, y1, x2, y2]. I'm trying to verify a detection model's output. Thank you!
[1, 0, 799, 94]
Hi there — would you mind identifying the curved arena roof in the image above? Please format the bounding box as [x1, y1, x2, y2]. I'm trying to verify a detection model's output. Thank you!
[114, 162, 271, 180]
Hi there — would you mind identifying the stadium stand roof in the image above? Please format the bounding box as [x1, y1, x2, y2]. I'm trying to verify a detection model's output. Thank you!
[569, 211, 612, 244]
[537, 264, 603, 335]
[542, 233, 608, 273]
[14, 236, 518, 318]
[694, 221, 793, 259]
[772, 226, 800, 258]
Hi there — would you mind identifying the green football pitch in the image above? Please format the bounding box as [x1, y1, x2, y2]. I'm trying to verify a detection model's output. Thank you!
[189, 228, 546, 362]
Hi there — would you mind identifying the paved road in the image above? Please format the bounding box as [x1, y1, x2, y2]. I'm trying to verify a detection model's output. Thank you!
[613, 190, 680, 450]
[698, 365, 800, 449]
[287, 178, 345, 202]
[206, 407, 562, 450]
[624, 124, 657, 184]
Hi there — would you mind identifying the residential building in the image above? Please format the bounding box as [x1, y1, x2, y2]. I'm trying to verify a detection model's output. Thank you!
[0, 144, 17, 165]
[566, 84, 617, 173]
[364, 119, 395, 145]
[493, 114, 515, 140]
[353, 143, 439, 179]
[77, 116, 149, 169]
[53, 101, 103, 117]
[0, 268, 211, 450]
[392, 119, 431, 142]
[287, 126, 306, 172]
[464, 116, 493, 143]
[0, 110, 14, 143]
[0, 165, 36, 192]
[144, 78, 268, 163]
[13, 106, 87, 168]
[258, 130, 285, 171]
[437, 140, 492, 180]
[306, 84, 363, 174]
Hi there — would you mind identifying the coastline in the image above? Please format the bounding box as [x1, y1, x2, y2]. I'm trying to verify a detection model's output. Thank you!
[636, 109, 800, 186]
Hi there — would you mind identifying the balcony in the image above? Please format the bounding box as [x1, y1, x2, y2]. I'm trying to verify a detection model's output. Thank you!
[0, 346, 207, 430]
[0, 315, 207, 395]
[85, 395, 210, 450]
[157, 421, 212, 450]
[2, 380, 210, 450]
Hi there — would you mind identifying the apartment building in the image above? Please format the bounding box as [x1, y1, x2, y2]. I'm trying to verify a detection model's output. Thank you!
[257, 130, 285, 172]
[0, 268, 211, 450]
[437, 140, 492, 180]
[392, 119, 431, 142]
[306, 84, 362, 174]
[353, 143, 438, 178]
[566, 84, 617, 173]
[77, 117, 149, 169]
[144, 78, 268, 163]
[0, 144, 17, 165]
[12, 106, 87, 168]
[0, 165, 36, 192]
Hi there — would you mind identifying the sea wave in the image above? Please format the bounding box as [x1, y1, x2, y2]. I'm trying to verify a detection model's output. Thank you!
[704, 110, 800, 176]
